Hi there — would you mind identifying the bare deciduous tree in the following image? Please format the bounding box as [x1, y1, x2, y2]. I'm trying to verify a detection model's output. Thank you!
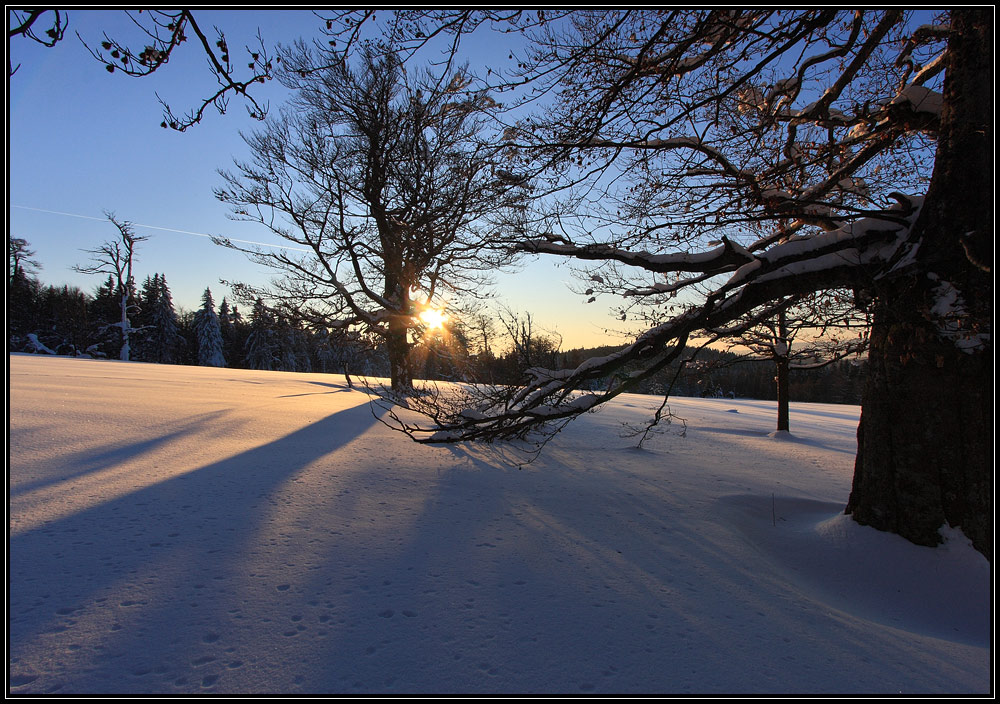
[711, 292, 871, 432]
[215, 42, 525, 390]
[355, 10, 991, 558]
[73, 212, 149, 361]
[8, 9, 275, 130]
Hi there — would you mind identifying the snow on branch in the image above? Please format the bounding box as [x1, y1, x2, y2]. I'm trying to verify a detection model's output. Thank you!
[520, 235, 757, 275]
[378, 196, 923, 445]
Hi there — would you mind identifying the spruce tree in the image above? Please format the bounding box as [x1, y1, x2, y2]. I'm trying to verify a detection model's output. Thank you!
[194, 287, 226, 367]
[244, 298, 278, 371]
[148, 274, 182, 364]
[218, 297, 248, 368]
[7, 240, 42, 340]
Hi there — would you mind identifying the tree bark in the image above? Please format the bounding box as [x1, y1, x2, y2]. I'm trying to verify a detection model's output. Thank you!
[387, 315, 414, 390]
[382, 263, 415, 391]
[846, 10, 992, 560]
[118, 288, 132, 362]
[774, 355, 790, 432]
[775, 309, 790, 432]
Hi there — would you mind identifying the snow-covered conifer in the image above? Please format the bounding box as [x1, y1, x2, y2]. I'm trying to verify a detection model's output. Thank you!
[148, 274, 182, 363]
[194, 287, 226, 367]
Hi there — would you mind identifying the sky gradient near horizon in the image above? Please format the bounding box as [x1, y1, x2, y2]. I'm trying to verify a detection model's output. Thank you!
[9, 9, 638, 350]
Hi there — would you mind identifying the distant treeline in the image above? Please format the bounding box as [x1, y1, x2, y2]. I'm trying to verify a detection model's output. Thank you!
[8, 267, 866, 405]
[6, 270, 389, 376]
[555, 345, 868, 406]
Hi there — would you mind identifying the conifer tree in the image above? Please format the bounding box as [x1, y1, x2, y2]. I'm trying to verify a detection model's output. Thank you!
[218, 297, 250, 368]
[194, 287, 226, 367]
[244, 298, 278, 371]
[7, 236, 43, 339]
[148, 274, 182, 363]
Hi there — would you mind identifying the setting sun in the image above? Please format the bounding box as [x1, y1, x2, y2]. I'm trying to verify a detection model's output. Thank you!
[418, 308, 448, 330]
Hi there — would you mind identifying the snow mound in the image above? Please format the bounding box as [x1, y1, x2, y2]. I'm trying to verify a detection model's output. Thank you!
[721, 494, 989, 648]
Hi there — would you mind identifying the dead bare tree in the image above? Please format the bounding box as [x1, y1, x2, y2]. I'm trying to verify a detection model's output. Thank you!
[72, 212, 149, 361]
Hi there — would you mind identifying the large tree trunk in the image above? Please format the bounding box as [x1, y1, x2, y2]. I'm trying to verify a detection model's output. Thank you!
[387, 315, 414, 390]
[846, 10, 992, 560]
[382, 263, 415, 391]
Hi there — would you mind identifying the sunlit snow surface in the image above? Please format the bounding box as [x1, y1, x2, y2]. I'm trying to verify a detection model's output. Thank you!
[8, 355, 990, 694]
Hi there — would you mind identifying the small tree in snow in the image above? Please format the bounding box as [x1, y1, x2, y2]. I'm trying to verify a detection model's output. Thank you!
[712, 292, 870, 432]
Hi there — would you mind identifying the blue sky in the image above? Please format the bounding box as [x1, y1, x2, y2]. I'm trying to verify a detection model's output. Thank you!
[9, 9, 631, 350]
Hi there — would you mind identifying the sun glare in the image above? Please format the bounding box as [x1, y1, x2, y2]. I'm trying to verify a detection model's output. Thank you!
[418, 308, 448, 330]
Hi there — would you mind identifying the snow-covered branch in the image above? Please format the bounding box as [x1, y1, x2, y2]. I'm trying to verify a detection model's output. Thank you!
[382, 196, 921, 444]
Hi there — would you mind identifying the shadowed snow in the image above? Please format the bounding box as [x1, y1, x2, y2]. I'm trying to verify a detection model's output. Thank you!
[8, 355, 989, 694]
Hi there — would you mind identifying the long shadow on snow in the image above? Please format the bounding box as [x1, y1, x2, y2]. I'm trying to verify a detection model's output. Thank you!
[692, 425, 854, 455]
[8, 401, 383, 693]
[276, 379, 371, 398]
[283, 445, 545, 694]
[284, 427, 986, 695]
[260, 432, 811, 693]
[8, 410, 232, 499]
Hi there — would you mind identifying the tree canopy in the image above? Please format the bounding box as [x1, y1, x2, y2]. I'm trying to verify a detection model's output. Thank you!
[351, 9, 991, 558]
[215, 41, 526, 388]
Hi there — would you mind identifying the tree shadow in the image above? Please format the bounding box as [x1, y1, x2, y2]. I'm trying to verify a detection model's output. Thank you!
[8, 401, 384, 693]
[277, 379, 384, 399]
[9, 410, 232, 499]
[8, 396, 983, 695]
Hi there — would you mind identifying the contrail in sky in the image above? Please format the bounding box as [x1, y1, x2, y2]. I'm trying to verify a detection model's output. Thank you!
[12, 205, 309, 252]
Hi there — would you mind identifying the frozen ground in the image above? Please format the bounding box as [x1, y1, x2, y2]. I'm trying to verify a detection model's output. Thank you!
[7, 354, 991, 694]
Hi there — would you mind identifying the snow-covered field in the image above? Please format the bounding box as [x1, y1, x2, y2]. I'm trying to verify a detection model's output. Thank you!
[7, 354, 990, 694]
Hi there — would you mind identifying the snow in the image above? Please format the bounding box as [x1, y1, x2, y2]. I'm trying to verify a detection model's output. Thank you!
[891, 85, 944, 117]
[926, 273, 990, 353]
[7, 354, 990, 695]
[24, 334, 56, 355]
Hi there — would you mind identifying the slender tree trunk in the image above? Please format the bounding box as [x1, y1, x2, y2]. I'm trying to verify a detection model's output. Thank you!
[774, 355, 790, 432]
[775, 309, 790, 432]
[846, 10, 992, 560]
[118, 288, 131, 362]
